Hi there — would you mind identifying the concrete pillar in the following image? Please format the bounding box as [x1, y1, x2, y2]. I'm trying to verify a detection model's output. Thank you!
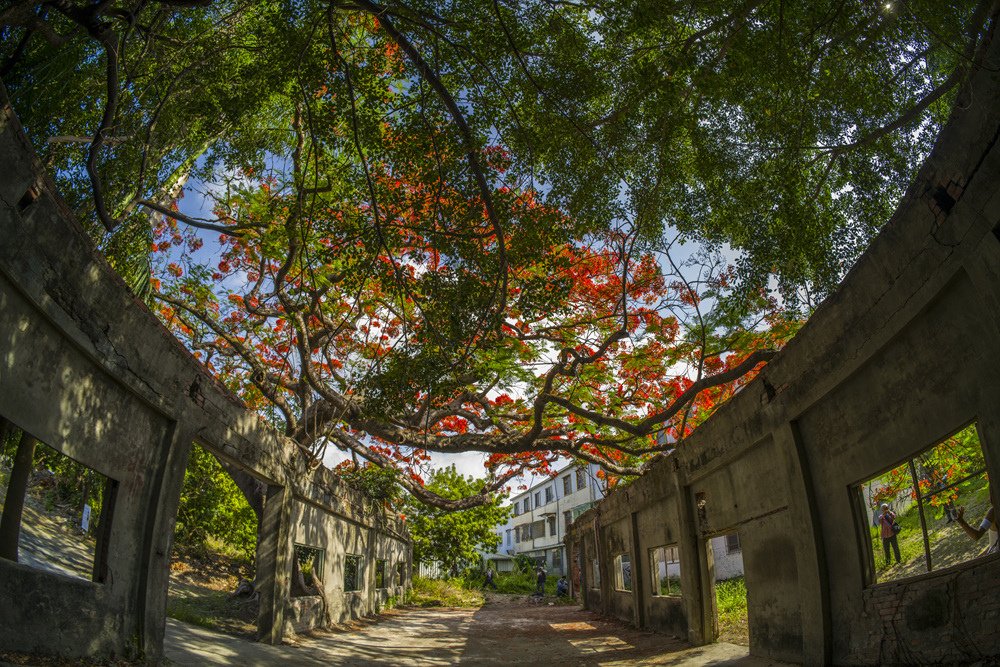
[139, 426, 194, 661]
[781, 421, 831, 666]
[629, 511, 645, 628]
[257, 483, 293, 644]
[671, 459, 711, 645]
[0, 430, 37, 562]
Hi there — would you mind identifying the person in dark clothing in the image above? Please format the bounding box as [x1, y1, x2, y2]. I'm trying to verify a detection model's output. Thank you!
[878, 503, 901, 565]
[535, 566, 547, 596]
[484, 567, 498, 590]
[556, 576, 568, 597]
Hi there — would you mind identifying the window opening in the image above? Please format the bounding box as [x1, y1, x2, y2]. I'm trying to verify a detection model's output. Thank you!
[857, 422, 994, 584]
[344, 554, 364, 591]
[545, 486, 554, 504]
[576, 468, 586, 491]
[0, 422, 117, 583]
[292, 544, 325, 597]
[650, 545, 681, 596]
[375, 559, 386, 588]
[396, 561, 405, 586]
[547, 515, 556, 536]
[563, 476, 572, 495]
[613, 553, 632, 592]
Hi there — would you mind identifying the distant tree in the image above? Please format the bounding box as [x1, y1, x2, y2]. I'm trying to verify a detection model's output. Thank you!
[404, 466, 511, 573]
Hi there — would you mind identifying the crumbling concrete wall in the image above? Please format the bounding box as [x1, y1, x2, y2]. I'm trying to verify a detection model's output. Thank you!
[0, 84, 410, 662]
[567, 27, 1000, 667]
[284, 485, 410, 633]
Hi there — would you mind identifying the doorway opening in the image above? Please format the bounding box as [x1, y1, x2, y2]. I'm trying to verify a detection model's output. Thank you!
[708, 530, 749, 646]
[167, 441, 259, 638]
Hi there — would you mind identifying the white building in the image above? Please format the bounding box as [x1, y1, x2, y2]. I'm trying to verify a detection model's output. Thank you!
[484, 462, 604, 575]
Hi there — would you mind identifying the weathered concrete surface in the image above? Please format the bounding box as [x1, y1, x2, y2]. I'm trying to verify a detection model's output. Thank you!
[566, 18, 1000, 667]
[0, 77, 411, 663]
[164, 603, 788, 666]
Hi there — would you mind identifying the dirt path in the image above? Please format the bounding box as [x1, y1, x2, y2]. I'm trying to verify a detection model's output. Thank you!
[164, 597, 790, 666]
[0, 494, 95, 580]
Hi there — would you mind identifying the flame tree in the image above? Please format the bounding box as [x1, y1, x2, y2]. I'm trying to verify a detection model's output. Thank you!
[2, 0, 994, 507]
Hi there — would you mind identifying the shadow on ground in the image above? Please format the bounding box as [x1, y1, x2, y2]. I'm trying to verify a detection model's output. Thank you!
[164, 597, 790, 666]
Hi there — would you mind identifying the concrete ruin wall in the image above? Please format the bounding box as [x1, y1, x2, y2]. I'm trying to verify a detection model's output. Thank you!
[0, 85, 410, 662]
[566, 30, 1000, 667]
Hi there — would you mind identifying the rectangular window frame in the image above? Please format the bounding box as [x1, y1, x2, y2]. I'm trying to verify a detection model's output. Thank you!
[853, 420, 994, 587]
[344, 554, 364, 592]
[649, 545, 681, 597]
[563, 476, 572, 495]
[375, 559, 387, 589]
[613, 553, 633, 592]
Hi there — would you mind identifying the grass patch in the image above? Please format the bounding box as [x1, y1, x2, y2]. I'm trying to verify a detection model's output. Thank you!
[871, 475, 992, 582]
[407, 576, 485, 608]
[491, 570, 558, 596]
[715, 576, 748, 646]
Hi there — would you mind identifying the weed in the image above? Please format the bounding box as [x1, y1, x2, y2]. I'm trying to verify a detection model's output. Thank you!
[715, 576, 748, 646]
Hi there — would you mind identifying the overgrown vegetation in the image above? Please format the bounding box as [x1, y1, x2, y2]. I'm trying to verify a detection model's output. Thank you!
[407, 575, 485, 608]
[6, 0, 987, 509]
[715, 577, 749, 646]
[173, 444, 257, 563]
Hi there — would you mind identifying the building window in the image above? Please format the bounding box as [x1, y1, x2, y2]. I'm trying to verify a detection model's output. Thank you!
[375, 559, 387, 588]
[552, 548, 563, 571]
[344, 555, 363, 592]
[563, 476, 572, 495]
[506, 529, 512, 546]
[576, 468, 586, 491]
[650, 545, 681, 596]
[547, 515, 556, 536]
[725, 533, 741, 555]
[545, 486, 554, 504]
[614, 554, 632, 592]
[292, 544, 325, 597]
[512, 501, 519, 516]
[535, 491, 542, 507]
[532, 519, 545, 540]
[563, 510, 573, 532]
[0, 423, 118, 584]
[396, 562, 405, 586]
[855, 422, 992, 585]
[523, 497, 530, 512]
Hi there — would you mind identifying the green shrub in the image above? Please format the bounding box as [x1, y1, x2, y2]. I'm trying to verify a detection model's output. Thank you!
[715, 576, 748, 645]
[174, 444, 257, 563]
[407, 576, 484, 607]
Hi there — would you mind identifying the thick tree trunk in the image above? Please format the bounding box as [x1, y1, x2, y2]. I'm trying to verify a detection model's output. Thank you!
[0, 430, 38, 562]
